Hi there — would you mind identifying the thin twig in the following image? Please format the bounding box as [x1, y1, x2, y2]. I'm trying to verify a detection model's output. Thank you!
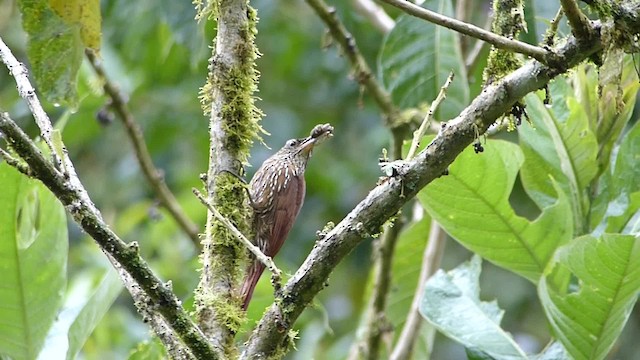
[305, 0, 401, 127]
[85, 50, 201, 249]
[560, 0, 592, 40]
[379, 0, 551, 64]
[352, 0, 395, 34]
[390, 220, 446, 360]
[406, 72, 454, 160]
[0, 37, 60, 169]
[192, 188, 282, 280]
[0, 112, 219, 359]
[544, 8, 565, 47]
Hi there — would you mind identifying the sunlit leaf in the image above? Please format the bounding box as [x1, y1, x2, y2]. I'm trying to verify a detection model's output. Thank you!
[38, 267, 122, 359]
[420, 256, 527, 359]
[49, 0, 102, 51]
[539, 234, 640, 360]
[419, 140, 572, 281]
[0, 163, 68, 360]
[591, 120, 640, 235]
[520, 80, 598, 233]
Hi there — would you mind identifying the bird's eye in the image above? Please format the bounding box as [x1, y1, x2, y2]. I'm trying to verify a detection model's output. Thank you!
[286, 139, 298, 147]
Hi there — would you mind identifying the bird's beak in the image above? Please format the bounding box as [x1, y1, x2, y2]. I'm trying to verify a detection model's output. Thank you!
[297, 136, 317, 156]
[298, 123, 334, 156]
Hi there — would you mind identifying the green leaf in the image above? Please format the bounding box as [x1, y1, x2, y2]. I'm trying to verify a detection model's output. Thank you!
[520, 80, 598, 233]
[538, 234, 640, 360]
[38, 267, 122, 359]
[18, 0, 83, 106]
[420, 256, 527, 359]
[378, 0, 468, 120]
[419, 140, 573, 281]
[591, 120, 640, 235]
[533, 342, 571, 360]
[0, 163, 68, 360]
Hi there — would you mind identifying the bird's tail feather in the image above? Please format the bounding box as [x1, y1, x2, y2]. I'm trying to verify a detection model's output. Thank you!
[241, 261, 266, 310]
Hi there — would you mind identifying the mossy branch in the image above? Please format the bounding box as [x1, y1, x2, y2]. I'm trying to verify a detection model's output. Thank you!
[241, 22, 603, 359]
[194, 0, 263, 355]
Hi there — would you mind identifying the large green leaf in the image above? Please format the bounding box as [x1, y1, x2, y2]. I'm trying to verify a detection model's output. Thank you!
[420, 256, 527, 359]
[520, 80, 598, 233]
[378, 0, 468, 120]
[0, 163, 68, 359]
[591, 116, 640, 235]
[539, 234, 640, 360]
[419, 140, 573, 281]
[38, 267, 122, 359]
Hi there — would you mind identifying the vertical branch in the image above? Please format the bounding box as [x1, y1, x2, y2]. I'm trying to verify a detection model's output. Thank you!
[347, 220, 403, 360]
[194, 0, 263, 355]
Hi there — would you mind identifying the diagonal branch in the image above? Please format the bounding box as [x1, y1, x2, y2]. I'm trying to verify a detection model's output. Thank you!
[193, 188, 282, 281]
[241, 22, 603, 359]
[0, 112, 219, 359]
[0, 37, 60, 168]
[85, 50, 202, 249]
[379, 0, 551, 64]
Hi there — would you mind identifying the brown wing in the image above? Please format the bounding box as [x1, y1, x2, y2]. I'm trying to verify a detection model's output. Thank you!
[264, 174, 305, 257]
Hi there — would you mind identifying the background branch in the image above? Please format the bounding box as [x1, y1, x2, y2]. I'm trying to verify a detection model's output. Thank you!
[241, 23, 603, 359]
[351, 0, 395, 33]
[390, 220, 446, 360]
[347, 220, 403, 360]
[379, 0, 551, 63]
[306, 0, 400, 127]
[85, 50, 202, 249]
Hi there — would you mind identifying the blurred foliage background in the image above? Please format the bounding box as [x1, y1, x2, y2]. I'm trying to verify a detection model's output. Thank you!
[0, 0, 639, 359]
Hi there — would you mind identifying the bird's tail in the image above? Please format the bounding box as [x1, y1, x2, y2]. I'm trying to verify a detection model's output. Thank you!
[241, 261, 266, 310]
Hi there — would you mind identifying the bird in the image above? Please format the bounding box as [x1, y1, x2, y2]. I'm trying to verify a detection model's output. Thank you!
[240, 123, 333, 310]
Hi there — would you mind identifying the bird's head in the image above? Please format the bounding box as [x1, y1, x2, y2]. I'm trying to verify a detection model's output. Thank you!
[278, 123, 334, 162]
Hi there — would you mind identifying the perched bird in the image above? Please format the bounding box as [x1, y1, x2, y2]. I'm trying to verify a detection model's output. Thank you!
[241, 124, 334, 310]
